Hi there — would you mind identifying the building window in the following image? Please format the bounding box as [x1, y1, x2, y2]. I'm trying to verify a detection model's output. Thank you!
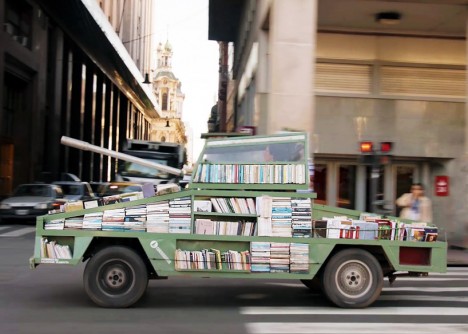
[4, 0, 32, 49]
[395, 165, 416, 217]
[314, 164, 327, 205]
[162, 93, 168, 110]
[337, 165, 356, 209]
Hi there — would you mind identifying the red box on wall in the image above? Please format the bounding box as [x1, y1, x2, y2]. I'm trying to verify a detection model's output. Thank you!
[435, 176, 449, 197]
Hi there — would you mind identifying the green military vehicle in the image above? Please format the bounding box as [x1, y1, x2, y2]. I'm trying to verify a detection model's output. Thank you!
[30, 132, 447, 308]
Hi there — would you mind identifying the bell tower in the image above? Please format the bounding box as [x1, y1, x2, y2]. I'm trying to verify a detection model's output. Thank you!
[151, 40, 186, 144]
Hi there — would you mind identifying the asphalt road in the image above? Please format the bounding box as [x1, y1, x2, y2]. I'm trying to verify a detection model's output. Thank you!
[0, 224, 467, 334]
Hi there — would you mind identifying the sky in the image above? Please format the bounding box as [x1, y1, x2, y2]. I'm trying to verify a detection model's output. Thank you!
[153, 0, 219, 162]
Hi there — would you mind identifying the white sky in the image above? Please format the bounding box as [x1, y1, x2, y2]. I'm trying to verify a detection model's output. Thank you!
[153, 0, 219, 162]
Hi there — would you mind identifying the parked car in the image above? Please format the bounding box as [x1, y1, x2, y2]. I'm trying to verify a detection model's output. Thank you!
[89, 181, 109, 196]
[0, 183, 67, 222]
[52, 181, 97, 202]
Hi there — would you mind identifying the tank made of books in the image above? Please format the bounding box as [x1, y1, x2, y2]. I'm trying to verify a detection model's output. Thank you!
[30, 132, 447, 309]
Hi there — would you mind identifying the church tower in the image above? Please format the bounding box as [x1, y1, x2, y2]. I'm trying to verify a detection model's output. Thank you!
[151, 40, 186, 144]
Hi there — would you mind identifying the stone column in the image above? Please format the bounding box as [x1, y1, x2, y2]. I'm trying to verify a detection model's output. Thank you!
[267, 0, 317, 138]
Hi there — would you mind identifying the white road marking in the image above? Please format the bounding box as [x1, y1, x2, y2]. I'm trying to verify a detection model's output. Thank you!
[383, 287, 468, 293]
[0, 227, 35, 237]
[240, 306, 468, 315]
[379, 295, 468, 302]
[245, 322, 468, 334]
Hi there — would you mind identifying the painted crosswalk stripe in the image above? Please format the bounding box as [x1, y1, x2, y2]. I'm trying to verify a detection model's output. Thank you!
[383, 287, 468, 293]
[0, 227, 36, 237]
[379, 295, 468, 302]
[240, 306, 468, 315]
[388, 277, 468, 281]
[245, 322, 468, 334]
[0, 226, 14, 231]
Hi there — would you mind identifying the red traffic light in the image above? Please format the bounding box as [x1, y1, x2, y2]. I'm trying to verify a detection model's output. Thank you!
[360, 141, 373, 153]
[380, 142, 393, 153]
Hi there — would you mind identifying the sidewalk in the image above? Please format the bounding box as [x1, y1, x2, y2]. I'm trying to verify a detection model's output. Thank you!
[447, 244, 468, 266]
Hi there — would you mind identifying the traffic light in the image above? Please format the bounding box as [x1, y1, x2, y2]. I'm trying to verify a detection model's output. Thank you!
[360, 141, 374, 154]
[359, 141, 394, 165]
[380, 142, 393, 153]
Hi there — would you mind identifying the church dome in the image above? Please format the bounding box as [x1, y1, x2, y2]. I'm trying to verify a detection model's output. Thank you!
[165, 40, 172, 51]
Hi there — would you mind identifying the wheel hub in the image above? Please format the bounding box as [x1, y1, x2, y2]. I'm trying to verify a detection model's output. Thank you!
[335, 260, 372, 298]
[105, 268, 126, 288]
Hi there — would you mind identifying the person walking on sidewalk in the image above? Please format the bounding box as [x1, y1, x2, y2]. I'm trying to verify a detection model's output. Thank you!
[396, 183, 433, 223]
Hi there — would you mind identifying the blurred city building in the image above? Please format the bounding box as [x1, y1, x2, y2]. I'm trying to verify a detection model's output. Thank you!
[208, 0, 468, 246]
[0, 0, 159, 196]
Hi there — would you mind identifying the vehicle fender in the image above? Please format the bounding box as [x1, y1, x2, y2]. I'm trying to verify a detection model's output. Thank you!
[138, 235, 176, 274]
[307, 243, 335, 278]
[73, 236, 94, 259]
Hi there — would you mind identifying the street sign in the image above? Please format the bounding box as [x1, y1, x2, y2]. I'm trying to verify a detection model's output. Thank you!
[435, 176, 449, 196]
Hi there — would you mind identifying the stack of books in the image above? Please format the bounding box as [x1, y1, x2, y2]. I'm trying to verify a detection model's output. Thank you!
[271, 197, 292, 237]
[44, 218, 65, 230]
[82, 212, 103, 230]
[124, 205, 146, 232]
[291, 198, 312, 237]
[174, 248, 219, 270]
[222, 250, 247, 270]
[146, 201, 170, 233]
[169, 197, 191, 234]
[101, 209, 125, 231]
[250, 242, 271, 272]
[270, 242, 290, 272]
[290, 243, 309, 273]
[193, 163, 306, 185]
[64, 216, 84, 229]
[41, 238, 72, 259]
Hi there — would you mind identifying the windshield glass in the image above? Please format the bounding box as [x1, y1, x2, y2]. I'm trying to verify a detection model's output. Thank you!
[202, 141, 305, 163]
[14, 185, 52, 197]
[119, 159, 171, 179]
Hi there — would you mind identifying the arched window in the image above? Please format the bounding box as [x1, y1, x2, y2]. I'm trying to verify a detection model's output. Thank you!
[162, 93, 168, 110]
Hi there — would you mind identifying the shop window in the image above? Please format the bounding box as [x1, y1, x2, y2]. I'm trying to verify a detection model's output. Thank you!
[313, 164, 327, 205]
[337, 165, 356, 209]
[395, 165, 416, 217]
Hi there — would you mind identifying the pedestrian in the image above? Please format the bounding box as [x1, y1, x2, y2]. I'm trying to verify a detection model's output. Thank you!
[395, 183, 432, 223]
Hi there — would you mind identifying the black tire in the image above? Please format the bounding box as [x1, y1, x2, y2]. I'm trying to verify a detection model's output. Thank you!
[300, 277, 322, 293]
[83, 246, 148, 308]
[321, 248, 383, 308]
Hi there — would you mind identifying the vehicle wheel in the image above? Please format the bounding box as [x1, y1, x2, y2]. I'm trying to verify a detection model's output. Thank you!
[321, 248, 383, 308]
[83, 246, 148, 308]
[300, 277, 322, 293]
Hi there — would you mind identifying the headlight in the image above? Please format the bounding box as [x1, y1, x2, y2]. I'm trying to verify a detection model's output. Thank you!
[0, 203, 11, 209]
[35, 203, 49, 209]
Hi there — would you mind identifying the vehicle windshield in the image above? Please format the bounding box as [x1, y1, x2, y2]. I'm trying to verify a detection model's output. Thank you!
[119, 158, 171, 179]
[201, 139, 305, 163]
[14, 185, 52, 197]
